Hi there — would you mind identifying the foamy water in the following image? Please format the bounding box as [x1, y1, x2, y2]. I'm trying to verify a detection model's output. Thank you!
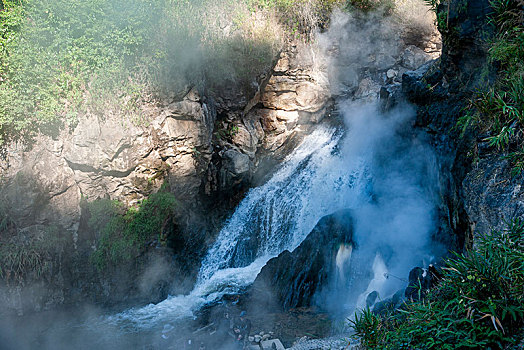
[110, 125, 370, 329]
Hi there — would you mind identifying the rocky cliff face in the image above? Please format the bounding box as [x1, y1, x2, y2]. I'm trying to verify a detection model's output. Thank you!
[204, 43, 332, 200]
[462, 154, 524, 239]
[2, 0, 508, 316]
[0, 38, 334, 313]
[403, 0, 521, 250]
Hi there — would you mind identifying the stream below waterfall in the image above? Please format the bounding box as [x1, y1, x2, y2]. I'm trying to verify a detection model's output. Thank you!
[110, 120, 371, 329]
[110, 100, 438, 335]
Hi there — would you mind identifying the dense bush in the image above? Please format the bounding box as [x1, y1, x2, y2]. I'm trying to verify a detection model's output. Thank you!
[88, 190, 176, 271]
[350, 220, 524, 349]
[249, 0, 343, 34]
[345, 0, 394, 13]
[0, 0, 286, 146]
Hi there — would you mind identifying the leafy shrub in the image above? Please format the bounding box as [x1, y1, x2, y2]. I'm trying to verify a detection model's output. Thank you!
[0, 0, 164, 145]
[345, 0, 394, 13]
[421, 0, 439, 12]
[350, 220, 524, 349]
[88, 190, 176, 271]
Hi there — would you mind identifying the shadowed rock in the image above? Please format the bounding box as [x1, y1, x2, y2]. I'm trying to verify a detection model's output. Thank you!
[249, 209, 354, 311]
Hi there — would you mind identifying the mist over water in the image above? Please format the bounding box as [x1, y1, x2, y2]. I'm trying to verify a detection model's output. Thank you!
[112, 124, 371, 329]
[110, 98, 439, 333]
[0, 102, 439, 349]
[325, 101, 439, 315]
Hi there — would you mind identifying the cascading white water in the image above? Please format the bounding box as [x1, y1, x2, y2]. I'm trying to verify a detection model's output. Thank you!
[111, 100, 437, 331]
[111, 125, 371, 329]
[335, 244, 353, 283]
[355, 253, 388, 309]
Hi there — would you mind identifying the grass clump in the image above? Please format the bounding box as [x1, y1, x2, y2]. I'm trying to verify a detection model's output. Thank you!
[88, 190, 176, 271]
[0, 225, 68, 285]
[345, 0, 394, 13]
[350, 219, 524, 349]
[458, 0, 524, 174]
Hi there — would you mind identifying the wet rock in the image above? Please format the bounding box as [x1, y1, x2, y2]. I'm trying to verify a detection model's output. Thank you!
[373, 289, 405, 315]
[462, 155, 524, 239]
[249, 209, 354, 310]
[365, 291, 378, 308]
[223, 149, 251, 175]
[401, 45, 432, 70]
[404, 267, 425, 300]
[442, 0, 494, 89]
[260, 339, 285, 350]
[355, 77, 381, 101]
[402, 59, 441, 104]
[386, 69, 398, 80]
[379, 83, 402, 111]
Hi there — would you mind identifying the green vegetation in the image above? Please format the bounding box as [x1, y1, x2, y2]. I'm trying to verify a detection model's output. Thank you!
[249, 0, 343, 34]
[350, 220, 524, 349]
[421, 0, 439, 12]
[345, 0, 394, 13]
[421, 0, 450, 31]
[0, 0, 415, 148]
[0, 0, 286, 146]
[458, 0, 524, 174]
[88, 190, 176, 271]
[0, 0, 424, 148]
[0, 225, 68, 285]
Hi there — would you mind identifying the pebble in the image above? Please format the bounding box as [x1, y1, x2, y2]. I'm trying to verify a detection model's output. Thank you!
[286, 335, 358, 350]
[387, 69, 398, 79]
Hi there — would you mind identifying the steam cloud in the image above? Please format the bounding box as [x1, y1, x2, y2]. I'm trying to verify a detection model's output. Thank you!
[312, 3, 440, 316]
[333, 101, 439, 313]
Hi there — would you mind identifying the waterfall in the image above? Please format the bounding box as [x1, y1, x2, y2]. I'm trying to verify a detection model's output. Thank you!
[111, 101, 437, 330]
[111, 124, 371, 329]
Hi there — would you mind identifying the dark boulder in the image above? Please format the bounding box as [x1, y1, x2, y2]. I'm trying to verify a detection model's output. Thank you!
[404, 267, 426, 300]
[404, 264, 442, 301]
[248, 209, 354, 310]
[373, 289, 405, 315]
[402, 59, 442, 104]
[365, 291, 379, 308]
